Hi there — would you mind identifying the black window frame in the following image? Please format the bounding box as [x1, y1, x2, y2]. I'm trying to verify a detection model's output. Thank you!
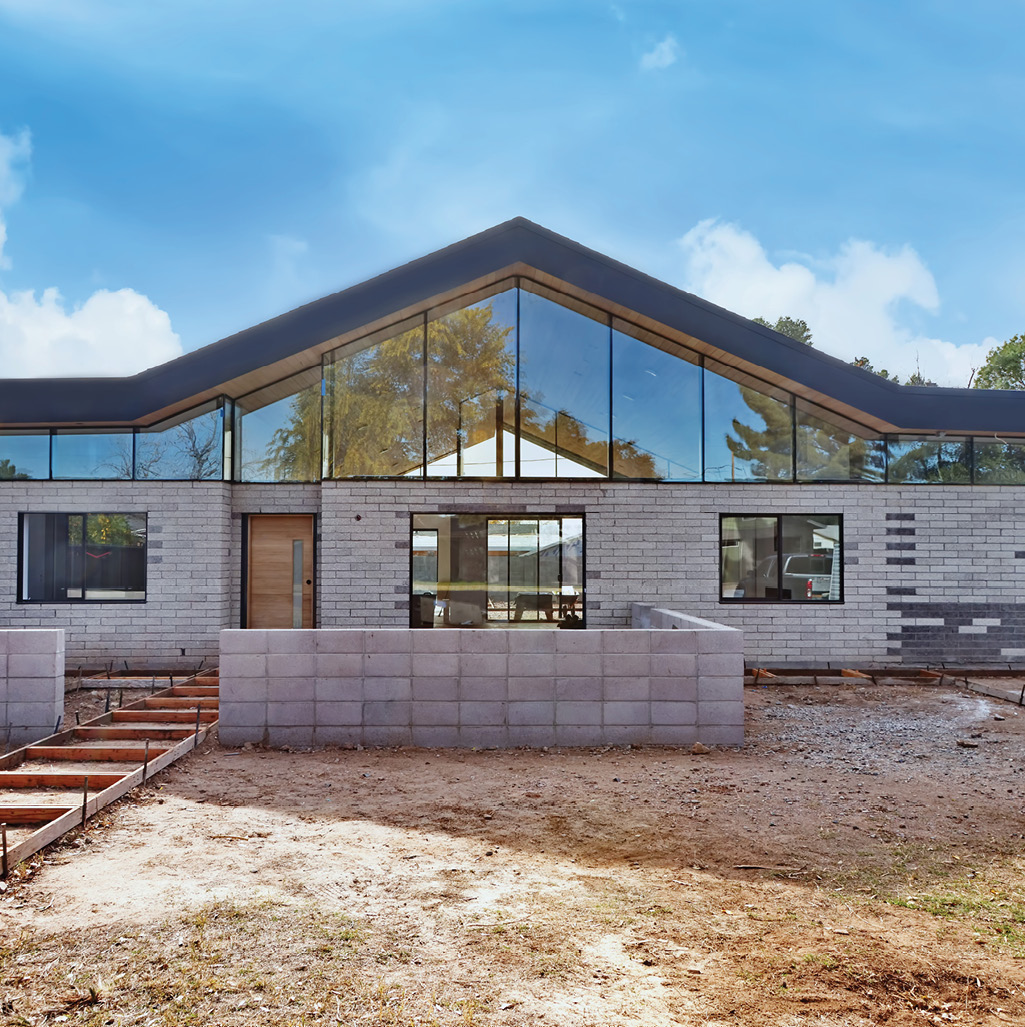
[17, 512, 148, 604]
[719, 513, 843, 604]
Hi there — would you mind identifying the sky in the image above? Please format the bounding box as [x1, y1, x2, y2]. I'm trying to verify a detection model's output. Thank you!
[1, 1, 1024, 386]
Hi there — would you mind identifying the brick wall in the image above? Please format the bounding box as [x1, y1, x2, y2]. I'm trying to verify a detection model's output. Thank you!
[0, 628, 64, 748]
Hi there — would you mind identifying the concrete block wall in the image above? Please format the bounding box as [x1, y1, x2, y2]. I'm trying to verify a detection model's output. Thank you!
[0, 629, 64, 749]
[219, 621, 745, 749]
[0, 482, 231, 667]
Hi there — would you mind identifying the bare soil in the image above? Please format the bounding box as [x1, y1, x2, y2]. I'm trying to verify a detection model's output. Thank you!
[2, 682, 1024, 1026]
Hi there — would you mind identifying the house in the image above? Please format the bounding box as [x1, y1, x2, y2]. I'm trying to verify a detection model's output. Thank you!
[2, 217, 1024, 672]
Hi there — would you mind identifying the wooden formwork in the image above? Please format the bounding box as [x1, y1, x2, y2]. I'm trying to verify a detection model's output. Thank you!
[0, 673, 219, 878]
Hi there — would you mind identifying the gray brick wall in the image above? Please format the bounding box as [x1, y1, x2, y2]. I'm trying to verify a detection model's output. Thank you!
[0, 628, 64, 748]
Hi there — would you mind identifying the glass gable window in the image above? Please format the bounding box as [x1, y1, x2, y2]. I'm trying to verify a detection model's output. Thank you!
[796, 401, 885, 482]
[236, 368, 322, 482]
[721, 514, 841, 602]
[887, 436, 971, 484]
[519, 287, 610, 478]
[136, 402, 224, 480]
[426, 287, 517, 478]
[703, 361, 793, 482]
[52, 431, 134, 480]
[612, 323, 701, 480]
[325, 317, 425, 478]
[410, 513, 584, 628]
[20, 512, 146, 602]
[0, 432, 49, 480]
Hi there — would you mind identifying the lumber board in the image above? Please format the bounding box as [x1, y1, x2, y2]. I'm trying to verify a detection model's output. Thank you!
[0, 805, 75, 824]
[74, 726, 194, 741]
[0, 772, 124, 789]
[24, 745, 172, 762]
[142, 697, 218, 709]
[169, 686, 219, 697]
[111, 710, 218, 724]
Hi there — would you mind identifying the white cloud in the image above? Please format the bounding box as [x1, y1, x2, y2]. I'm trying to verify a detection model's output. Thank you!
[0, 128, 182, 376]
[677, 219, 991, 387]
[640, 35, 678, 71]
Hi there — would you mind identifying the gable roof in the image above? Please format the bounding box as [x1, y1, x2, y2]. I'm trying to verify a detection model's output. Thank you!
[0, 217, 1020, 434]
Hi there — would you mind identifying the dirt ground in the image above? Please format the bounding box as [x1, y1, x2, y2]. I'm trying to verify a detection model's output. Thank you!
[2, 682, 1024, 1026]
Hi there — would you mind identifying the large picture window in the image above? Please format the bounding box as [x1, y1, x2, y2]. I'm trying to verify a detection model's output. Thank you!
[411, 513, 584, 628]
[19, 513, 147, 602]
[720, 514, 841, 602]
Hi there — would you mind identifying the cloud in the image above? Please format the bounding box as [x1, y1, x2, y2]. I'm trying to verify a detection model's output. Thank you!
[640, 35, 678, 71]
[677, 219, 992, 387]
[0, 128, 182, 376]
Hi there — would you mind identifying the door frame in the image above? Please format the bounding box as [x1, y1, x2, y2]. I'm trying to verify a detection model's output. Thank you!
[241, 513, 318, 628]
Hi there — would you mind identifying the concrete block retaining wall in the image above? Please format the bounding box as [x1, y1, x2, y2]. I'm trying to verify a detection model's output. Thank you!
[219, 615, 744, 749]
[0, 629, 64, 749]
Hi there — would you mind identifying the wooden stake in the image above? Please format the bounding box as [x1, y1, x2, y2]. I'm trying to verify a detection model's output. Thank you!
[82, 777, 89, 829]
[142, 739, 150, 783]
[194, 704, 202, 747]
[1, 823, 7, 879]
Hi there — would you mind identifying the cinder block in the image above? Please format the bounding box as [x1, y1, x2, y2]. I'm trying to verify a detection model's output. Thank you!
[696, 653, 743, 677]
[603, 677, 650, 701]
[507, 701, 555, 726]
[650, 678, 697, 702]
[508, 676, 554, 701]
[363, 700, 411, 726]
[554, 653, 602, 677]
[221, 675, 270, 703]
[507, 631, 556, 654]
[7, 630, 64, 654]
[315, 701, 363, 726]
[363, 725, 413, 746]
[459, 630, 509, 653]
[697, 629, 744, 654]
[554, 631, 602, 653]
[554, 724, 602, 746]
[697, 724, 745, 745]
[411, 631, 460, 653]
[221, 654, 267, 679]
[507, 725, 558, 747]
[266, 701, 315, 726]
[458, 677, 507, 701]
[601, 630, 650, 654]
[315, 631, 364, 653]
[218, 702, 268, 728]
[697, 700, 744, 726]
[459, 653, 507, 677]
[315, 677, 363, 701]
[219, 725, 260, 747]
[313, 724, 362, 747]
[651, 631, 699, 654]
[508, 653, 556, 677]
[603, 653, 650, 678]
[220, 630, 266, 655]
[411, 725, 461, 747]
[8, 654, 59, 678]
[266, 725, 315, 747]
[364, 630, 411, 654]
[650, 701, 697, 725]
[697, 677, 743, 702]
[603, 700, 649, 726]
[457, 725, 508, 748]
[264, 630, 317, 654]
[364, 677, 412, 702]
[4, 679, 59, 703]
[650, 724, 698, 745]
[412, 700, 459, 726]
[554, 677, 601, 701]
[363, 652, 412, 677]
[651, 653, 697, 678]
[315, 653, 363, 677]
[411, 652, 459, 677]
[459, 701, 506, 726]
[555, 701, 602, 726]
[411, 676, 458, 701]
[602, 724, 652, 745]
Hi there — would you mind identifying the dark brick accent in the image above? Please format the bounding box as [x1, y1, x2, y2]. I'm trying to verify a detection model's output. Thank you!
[886, 586, 917, 596]
[886, 527, 916, 536]
[1016, 551, 1025, 559]
[886, 542, 916, 551]
[889, 600, 1025, 663]
[886, 557, 916, 565]
[886, 513, 915, 521]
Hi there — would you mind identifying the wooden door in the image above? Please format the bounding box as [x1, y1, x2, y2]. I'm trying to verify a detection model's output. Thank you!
[246, 515, 315, 628]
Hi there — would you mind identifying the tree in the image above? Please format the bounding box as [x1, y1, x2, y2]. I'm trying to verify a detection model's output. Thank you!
[0, 458, 29, 480]
[973, 334, 1025, 390]
[852, 356, 900, 385]
[753, 315, 813, 346]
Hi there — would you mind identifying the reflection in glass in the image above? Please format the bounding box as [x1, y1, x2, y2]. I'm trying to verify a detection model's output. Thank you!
[703, 365, 793, 481]
[519, 289, 609, 477]
[52, 431, 134, 480]
[796, 401, 885, 482]
[722, 514, 840, 601]
[326, 320, 424, 477]
[426, 290, 516, 477]
[20, 512, 146, 601]
[972, 439, 1025, 484]
[136, 402, 223, 480]
[887, 436, 971, 483]
[237, 368, 322, 482]
[410, 513, 584, 628]
[612, 327, 700, 479]
[0, 432, 49, 479]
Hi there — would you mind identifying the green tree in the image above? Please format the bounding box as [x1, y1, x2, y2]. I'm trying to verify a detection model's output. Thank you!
[973, 334, 1025, 390]
[724, 386, 794, 480]
[852, 356, 900, 385]
[753, 315, 813, 346]
[0, 458, 30, 480]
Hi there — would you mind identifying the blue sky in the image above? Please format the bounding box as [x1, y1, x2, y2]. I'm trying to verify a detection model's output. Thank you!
[1, 0, 1023, 385]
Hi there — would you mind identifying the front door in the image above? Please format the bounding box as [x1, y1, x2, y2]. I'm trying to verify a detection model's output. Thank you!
[246, 515, 315, 628]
